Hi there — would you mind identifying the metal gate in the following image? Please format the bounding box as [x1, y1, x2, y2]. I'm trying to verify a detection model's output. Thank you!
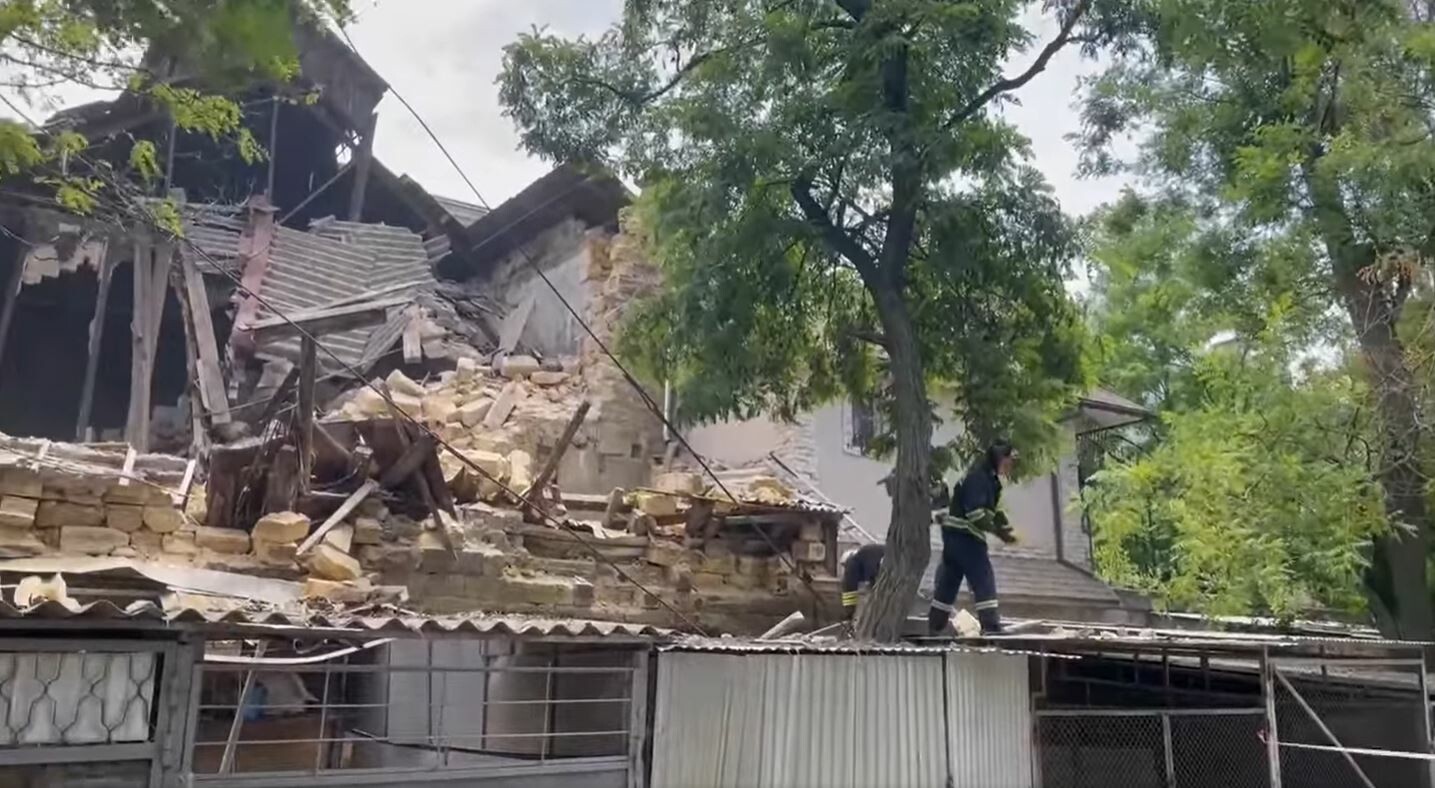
[0, 636, 191, 788]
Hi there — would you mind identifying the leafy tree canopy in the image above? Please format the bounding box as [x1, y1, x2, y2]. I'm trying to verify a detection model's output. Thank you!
[1083, 194, 1389, 621]
[501, 0, 1131, 638]
[1077, 0, 1435, 637]
[0, 0, 350, 214]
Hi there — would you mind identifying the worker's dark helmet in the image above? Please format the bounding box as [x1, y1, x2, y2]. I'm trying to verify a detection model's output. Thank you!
[988, 440, 1017, 467]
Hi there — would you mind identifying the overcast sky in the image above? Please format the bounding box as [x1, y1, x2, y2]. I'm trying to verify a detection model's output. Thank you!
[5, 2, 1131, 221]
[343, 0, 1131, 217]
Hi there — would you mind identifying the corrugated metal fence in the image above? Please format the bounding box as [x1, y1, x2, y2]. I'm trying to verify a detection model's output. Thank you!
[651, 651, 1032, 788]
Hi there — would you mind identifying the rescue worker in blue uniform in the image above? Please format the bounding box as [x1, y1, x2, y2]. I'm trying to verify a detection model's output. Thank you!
[928, 441, 1019, 636]
[841, 470, 952, 623]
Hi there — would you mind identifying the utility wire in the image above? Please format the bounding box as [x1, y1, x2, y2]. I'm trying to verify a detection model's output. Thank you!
[0, 91, 710, 636]
[340, 28, 833, 617]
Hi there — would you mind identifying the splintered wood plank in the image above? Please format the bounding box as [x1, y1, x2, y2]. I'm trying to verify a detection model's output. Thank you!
[297, 479, 378, 556]
[181, 252, 231, 425]
[76, 249, 116, 440]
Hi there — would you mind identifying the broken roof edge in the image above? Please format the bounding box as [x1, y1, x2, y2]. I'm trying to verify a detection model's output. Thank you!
[439, 164, 632, 280]
[0, 596, 671, 643]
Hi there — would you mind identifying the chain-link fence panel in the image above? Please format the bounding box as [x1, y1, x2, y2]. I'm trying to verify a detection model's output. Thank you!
[1169, 712, 1267, 788]
[1037, 710, 1271, 788]
[1037, 713, 1168, 788]
[1273, 664, 1429, 788]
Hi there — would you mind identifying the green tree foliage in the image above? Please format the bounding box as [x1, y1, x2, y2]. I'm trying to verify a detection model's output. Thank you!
[1084, 195, 1389, 622]
[500, 0, 1127, 638]
[1088, 360, 1387, 621]
[0, 0, 349, 215]
[1078, 0, 1435, 638]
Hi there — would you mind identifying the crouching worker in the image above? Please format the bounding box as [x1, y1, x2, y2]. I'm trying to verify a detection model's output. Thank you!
[929, 441, 1019, 636]
[840, 543, 886, 622]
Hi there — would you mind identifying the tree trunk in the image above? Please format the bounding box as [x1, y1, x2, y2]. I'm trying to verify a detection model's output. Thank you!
[1307, 165, 1432, 640]
[854, 283, 933, 641]
[1338, 266, 1433, 640]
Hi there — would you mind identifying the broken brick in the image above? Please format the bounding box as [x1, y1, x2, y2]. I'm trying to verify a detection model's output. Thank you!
[195, 526, 250, 555]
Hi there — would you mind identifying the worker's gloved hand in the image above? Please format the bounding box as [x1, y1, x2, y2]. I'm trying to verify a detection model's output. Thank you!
[996, 526, 1019, 545]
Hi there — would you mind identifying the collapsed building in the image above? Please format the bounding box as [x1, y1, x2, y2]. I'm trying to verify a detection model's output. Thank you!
[0, 27, 844, 640]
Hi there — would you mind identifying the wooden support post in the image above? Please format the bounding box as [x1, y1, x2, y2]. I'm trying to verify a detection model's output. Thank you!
[76, 249, 116, 440]
[0, 227, 27, 373]
[206, 438, 262, 528]
[127, 241, 172, 452]
[263, 445, 301, 515]
[255, 364, 300, 427]
[347, 112, 377, 221]
[380, 434, 437, 489]
[180, 252, 231, 426]
[265, 96, 280, 199]
[525, 401, 591, 501]
[296, 336, 317, 493]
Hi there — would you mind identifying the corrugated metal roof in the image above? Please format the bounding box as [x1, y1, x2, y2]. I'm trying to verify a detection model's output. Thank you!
[255, 221, 436, 367]
[916, 552, 1122, 606]
[696, 466, 847, 516]
[0, 597, 668, 640]
[664, 636, 1051, 658]
[982, 618, 1433, 651]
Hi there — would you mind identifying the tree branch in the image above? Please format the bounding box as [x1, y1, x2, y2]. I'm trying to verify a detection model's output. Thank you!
[941, 0, 1095, 131]
[792, 173, 878, 279]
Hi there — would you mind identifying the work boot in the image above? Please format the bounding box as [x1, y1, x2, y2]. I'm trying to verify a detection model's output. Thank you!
[977, 608, 1002, 635]
[928, 606, 953, 636]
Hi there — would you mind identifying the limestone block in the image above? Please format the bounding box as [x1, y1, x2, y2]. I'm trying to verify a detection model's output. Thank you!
[358, 543, 422, 576]
[142, 505, 186, 534]
[457, 397, 494, 427]
[508, 450, 534, 493]
[105, 504, 145, 533]
[60, 526, 129, 555]
[0, 496, 39, 529]
[0, 470, 42, 498]
[455, 357, 479, 382]
[303, 578, 369, 605]
[632, 492, 679, 518]
[129, 529, 163, 556]
[36, 501, 104, 528]
[253, 540, 298, 566]
[644, 540, 686, 568]
[195, 526, 250, 555]
[162, 531, 199, 556]
[423, 395, 458, 425]
[0, 526, 45, 557]
[654, 472, 706, 496]
[483, 383, 525, 429]
[352, 517, 384, 546]
[323, 524, 355, 554]
[498, 573, 575, 607]
[385, 369, 426, 398]
[305, 544, 363, 581]
[530, 370, 570, 387]
[418, 530, 455, 573]
[499, 355, 541, 380]
[252, 512, 311, 544]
